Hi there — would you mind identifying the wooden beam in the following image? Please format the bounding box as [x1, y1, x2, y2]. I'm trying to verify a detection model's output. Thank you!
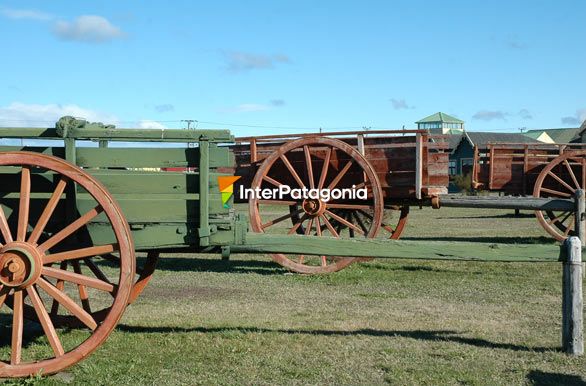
[234, 234, 561, 262]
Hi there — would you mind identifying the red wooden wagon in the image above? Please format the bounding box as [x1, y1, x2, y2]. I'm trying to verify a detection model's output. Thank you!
[472, 142, 586, 241]
[232, 130, 449, 273]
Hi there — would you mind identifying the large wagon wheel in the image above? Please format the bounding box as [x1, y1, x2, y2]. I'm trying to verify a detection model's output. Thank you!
[534, 151, 586, 241]
[249, 137, 384, 274]
[0, 152, 134, 378]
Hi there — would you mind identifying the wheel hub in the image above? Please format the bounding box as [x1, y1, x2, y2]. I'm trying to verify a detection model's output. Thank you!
[302, 198, 326, 216]
[0, 242, 43, 288]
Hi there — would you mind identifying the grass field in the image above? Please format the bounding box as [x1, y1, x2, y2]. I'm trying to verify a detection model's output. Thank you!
[2, 205, 586, 385]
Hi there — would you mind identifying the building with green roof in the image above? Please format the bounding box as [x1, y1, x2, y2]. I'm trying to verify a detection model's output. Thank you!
[415, 112, 464, 134]
[524, 128, 581, 144]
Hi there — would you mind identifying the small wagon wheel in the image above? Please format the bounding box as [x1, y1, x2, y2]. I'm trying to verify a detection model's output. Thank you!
[0, 152, 134, 378]
[533, 151, 586, 241]
[249, 137, 384, 274]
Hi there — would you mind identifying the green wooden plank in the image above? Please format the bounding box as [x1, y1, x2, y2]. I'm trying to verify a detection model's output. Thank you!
[85, 223, 198, 249]
[0, 128, 60, 138]
[234, 234, 562, 262]
[1, 193, 228, 224]
[76, 146, 234, 168]
[61, 126, 233, 142]
[0, 146, 65, 157]
[0, 167, 230, 195]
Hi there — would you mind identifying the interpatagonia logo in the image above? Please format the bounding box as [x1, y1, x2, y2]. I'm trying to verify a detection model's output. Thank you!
[218, 176, 241, 208]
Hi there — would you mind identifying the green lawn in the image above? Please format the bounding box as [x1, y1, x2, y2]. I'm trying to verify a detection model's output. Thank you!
[2, 205, 585, 385]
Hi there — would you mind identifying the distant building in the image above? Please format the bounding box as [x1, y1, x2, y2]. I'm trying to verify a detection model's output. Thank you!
[450, 132, 540, 176]
[524, 127, 581, 144]
[416, 112, 464, 134]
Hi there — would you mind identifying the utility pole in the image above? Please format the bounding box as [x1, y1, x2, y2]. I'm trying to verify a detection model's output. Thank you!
[182, 119, 198, 148]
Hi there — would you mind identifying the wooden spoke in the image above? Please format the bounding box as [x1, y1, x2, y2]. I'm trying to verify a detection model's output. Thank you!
[258, 199, 298, 206]
[353, 182, 366, 190]
[321, 215, 339, 237]
[353, 212, 369, 234]
[547, 171, 576, 193]
[540, 187, 572, 198]
[318, 147, 332, 190]
[280, 154, 305, 189]
[321, 256, 327, 266]
[347, 212, 355, 238]
[37, 278, 98, 330]
[43, 265, 114, 293]
[303, 145, 315, 189]
[44, 243, 118, 265]
[0, 285, 8, 311]
[315, 216, 322, 236]
[304, 218, 314, 235]
[546, 211, 571, 225]
[28, 177, 68, 245]
[50, 261, 67, 317]
[72, 261, 90, 313]
[11, 290, 24, 365]
[287, 214, 309, 235]
[327, 203, 373, 210]
[17, 166, 31, 242]
[583, 158, 586, 190]
[564, 217, 576, 237]
[299, 255, 304, 264]
[26, 286, 65, 357]
[261, 209, 304, 230]
[564, 160, 580, 190]
[0, 204, 13, 244]
[262, 175, 285, 188]
[325, 209, 365, 235]
[84, 258, 113, 285]
[327, 160, 354, 190]
[38, 205, 104, 253]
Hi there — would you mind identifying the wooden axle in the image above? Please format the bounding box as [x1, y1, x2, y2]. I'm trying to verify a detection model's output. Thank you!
[436, 195, 574, 212]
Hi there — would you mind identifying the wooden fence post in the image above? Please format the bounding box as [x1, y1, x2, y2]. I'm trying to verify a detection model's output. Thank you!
[562, 236, 583, 355]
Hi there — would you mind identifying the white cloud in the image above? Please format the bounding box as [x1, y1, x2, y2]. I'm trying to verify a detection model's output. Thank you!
[53, 15, 125, 43]
[0, 7, 53, 21]
[0, 102, 118, 127]
[138, 120, 168, 129]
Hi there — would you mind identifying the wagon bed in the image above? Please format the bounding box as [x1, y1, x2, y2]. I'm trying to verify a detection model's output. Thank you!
[233, 129, 449, 201]
[473, 142, 586, 240]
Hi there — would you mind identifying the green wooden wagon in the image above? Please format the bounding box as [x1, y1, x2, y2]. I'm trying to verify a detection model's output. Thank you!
[0, 117, 566, 377]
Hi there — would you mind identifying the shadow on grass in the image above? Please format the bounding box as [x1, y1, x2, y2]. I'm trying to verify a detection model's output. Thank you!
[526, 370, 586, 385]
[144, 256, 287, 275]
[402, 236, 554, 244]
[439, 213, 536, 219]
[0, 314, 46, 350]
[116, 324, 555, 353]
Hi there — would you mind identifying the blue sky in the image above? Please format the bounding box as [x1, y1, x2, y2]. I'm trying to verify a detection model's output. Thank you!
[0, 0, 584, 136]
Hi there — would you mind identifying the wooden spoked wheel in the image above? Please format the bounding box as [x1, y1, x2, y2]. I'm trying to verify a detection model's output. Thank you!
[0, 152, 134, 378]
[534, 151, 586, 241]
[380, 206, 409, 240]
[249, 137, 384, 274]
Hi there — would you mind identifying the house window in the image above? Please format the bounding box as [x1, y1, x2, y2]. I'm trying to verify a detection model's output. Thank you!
[449, 160, 457, 175]
[460, 158, 474, 175]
